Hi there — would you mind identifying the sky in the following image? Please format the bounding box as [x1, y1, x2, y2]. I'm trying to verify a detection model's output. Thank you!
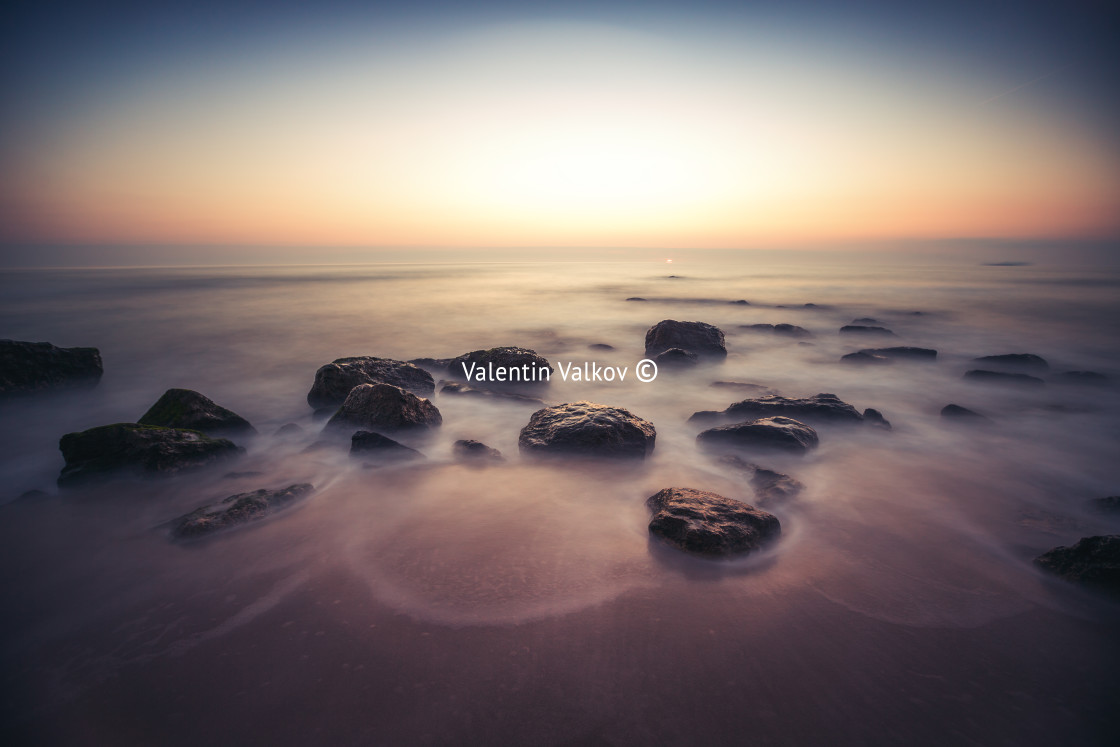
[1, 0, 1118, 263]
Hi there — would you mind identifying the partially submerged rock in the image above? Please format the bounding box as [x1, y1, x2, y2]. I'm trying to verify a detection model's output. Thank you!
[718, 455, 804, 505]
[691, 393, 863, 425]
[964, 370, 1045, 387]
[862, 408, 891, 430]
[307, 357, 435, 409]
[453, 439, 504, 462]
[654, 348, 698, 368]
[858, 346, 937, 360]
[326, 383, 442, 431]
[697, 416, 819, 455]
[839, 325, 895, 336]
[1, 339, 103, 396]
[973, 353, 1049, 371]
[171, 483, 314, 539]
[1034, 535, 1120, 595]
[588, 343, 615, 351]
[740, 323, 811, 338]
[940, 404, 993, 422]
[710, 381, 774, 394]
[644, 320, 727, 359]
[840, 351, 892, 365]
[518, 401, 656, 459]
[438, 381, 544, 405]
[58, 423, 241, 487]
[350, 431, 424, 462]
[646, 487, 780, 558]
[139, 388, 255, 435]
[447, 347, 553, 386]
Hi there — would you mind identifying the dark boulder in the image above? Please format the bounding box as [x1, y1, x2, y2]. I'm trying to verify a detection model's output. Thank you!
[447, 347, 553, 387]
[350, 431, 424, 462]
[646, 487, 780, 558]
[1034, 535, 1120, 595]
[858, 346, 937, 361]
[0, 339, 103, 396]
[697, 416, 819, 455]
[453, 439, 504, 462]
[964, 370, 1045, 387]
[326, 383, 442, 431]
[518, 401, 656, 459]
[718, 455, 804, 505]
[171, 483, 314, 539]
[654, 348, 698, 368]
[1055, 371, 1110, 386]
[307, 357, 435, 409]
[139, 388, 255, 435]
[644, 320, 727, 359]
[438, 381, 544, 405]
[692, 392, 863, 425]
[973, 353, 1048, 371]
[839, 325, 895, 336]
[863, 408, 891, 430]
[840, 351, 892, 365]
[408, 357, 454, 371]
[940, 404, 992, 422]
[58, 423, 241, 487]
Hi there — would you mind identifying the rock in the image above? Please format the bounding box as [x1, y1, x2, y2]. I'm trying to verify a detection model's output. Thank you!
[326, 383, 442, 431]
[858, 346, 937, 360]
[963, 370, 1045, 387]
[644, 320, 727, 359]
[588, 343, 615, 351]
[692, 392, 863, 425]
[138, 388, 255, 435]
[729, 299, 750, 305]
[171, 484, 314, 539]
[840, 351, 892, 365]
[839, 325, 895, 336]
[973, 353, 1049, 371]
[274, 423, 304, 437]
[852, 317, 879, 324]
[741, 323, 811, 338]
[697, 416, 819, 455]
[625, 297, 647, 302]
[438, 381, 544, 405]
[518, 401, 656, 459]
[447, 347, 553, 387]
[654, 348, 698, 367]
[1055, 371, 1110, 386]
[453, 439, 504, 462]
[408, 357, 454, 371]
[1034, 535, 1120, 595]
[0, 339, 103, 396]
[940, 404, 993, 422]
[718, 455, 804, 504]
[1089, 496, 1120, 514]
[307, 357, 435, 409]
[58, 423, 242, 487]
[863, 408, 891, 430]
[709, 381, 774, 393]
[350, 431, 424, 462]
[646, 487, 780, 558]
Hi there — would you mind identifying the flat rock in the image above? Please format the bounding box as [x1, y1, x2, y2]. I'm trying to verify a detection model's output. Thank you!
[1034, 535, 1120, 595]
[350, 431, 424, 461]
[646, 487, 780, 558]
[139, 388, 255, 435]
[692, 392, 863, 425]
[697, 416, 819, 455]
[447, 347, 553, 387]
[973, 353, 1049, 371]
[1, 339, 103, 396]
[858, 346, 937, 360]
[851, 317, 879, 324]
[326, 383, 442, 431]
[171, 483, 314, 539]
[964, 369, 1045, 387]
[709, 381, 774, 394]
[307, 356, 435, 409]
[718, 455, 804, 504]
[941, 404, 992, 422]
[588, 343, 615, 351]
[518, 401, 656, 459]
[839, 325, 895, 336]
[654, 348, 698, 367]
[741, 323, 811, 338]
[840, 351, 892, 365]
[644, 320, 727, 359]
[453, 439, 504, 462]
[58, 423, 242, 487]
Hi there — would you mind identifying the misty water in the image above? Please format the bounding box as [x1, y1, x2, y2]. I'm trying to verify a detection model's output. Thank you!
[2, 255, 1119, 745]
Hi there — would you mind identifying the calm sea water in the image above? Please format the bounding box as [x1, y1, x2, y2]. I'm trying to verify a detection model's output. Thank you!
[1, 255, 1119, 745]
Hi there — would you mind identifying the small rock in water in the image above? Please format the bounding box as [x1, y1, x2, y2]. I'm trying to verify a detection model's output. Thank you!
[307, 356, 435, 409]
[858, 346, 937, 361]
[851, 317, 879, 324]
[654, 347, 699, 368]
[453, 439, 504, 462]
[963, 370, 1045, 387]
[839, 325, 895, 336]
[350, 431, 424, 462]
[0, 339, 103, 396]
[862, 408, 891, 430]
[58, 423, 242, 487]
[519, 401, 656, 459]
[697, 416, 819, 455]
[840, 351, 892, 365]
[171, 483, 315, 539]
[644, 320, 727, 359]
[741, 323, 811, 338]
[1034, 535, 1120, 596]
[940, 404, 993, 422]
[646, 487, 780, 558]
[718, 455, 804, 505]
[438, 381, 544, 405]
[588, 343, 615, 351]
[446, 347, 553, 387]
[626, 297, 648, 302]
[709, 381, 774, 393]
[326, 383, 442, 431]
[973, 353, 1049, 371]
[728, 299, 750, 305]
[693, 392, 863, 425]
[139, 388, 256, 435]
[274, 423, 304, 438]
